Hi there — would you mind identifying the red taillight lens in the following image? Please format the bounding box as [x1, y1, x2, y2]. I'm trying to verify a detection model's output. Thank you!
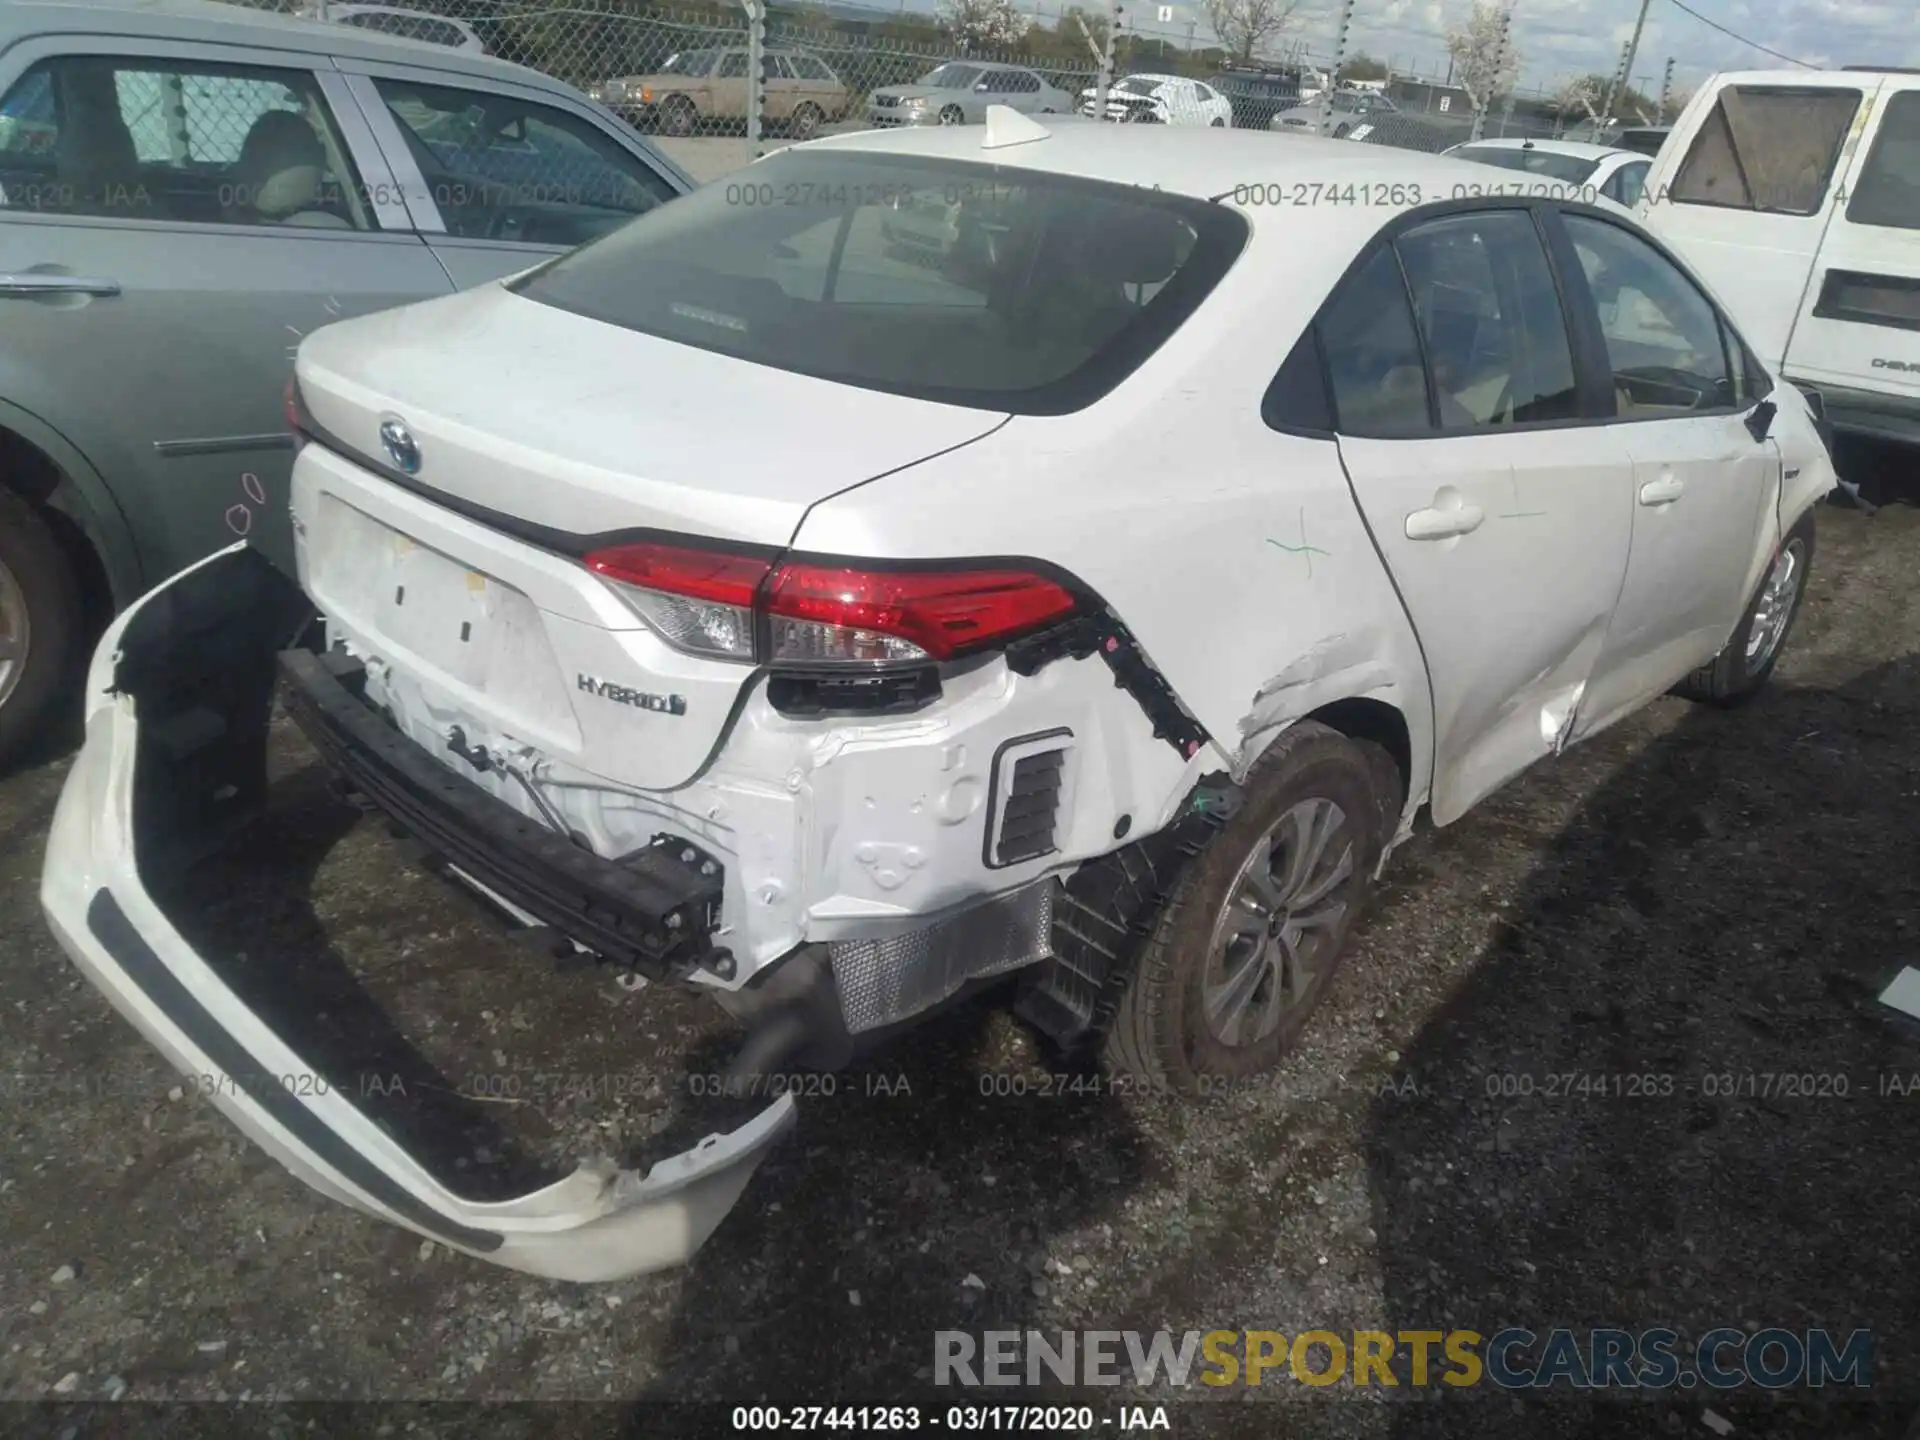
[586, 541, 772, 661]
[284, 376, 312, 445]
[764, 563, 1077, 664]
[582, 541, 1079, 667]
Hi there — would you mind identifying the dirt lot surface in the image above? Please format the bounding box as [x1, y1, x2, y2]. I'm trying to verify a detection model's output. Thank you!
[4, 475, 1920, 1438]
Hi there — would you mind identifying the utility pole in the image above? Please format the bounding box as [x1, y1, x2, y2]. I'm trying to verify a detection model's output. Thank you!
[1317, 0, 1356, 134]
[742, 0, 765, 158]
[1657, 54, 1675, 123]
[1599, 38, 1629, 124]
[1603, 0, 1651, 124]
[1088, 0, 1121, 122]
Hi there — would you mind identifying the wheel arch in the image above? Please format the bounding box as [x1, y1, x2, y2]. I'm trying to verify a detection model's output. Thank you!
[0, 402, 142, 622]
[1230, 690, 1426, 853]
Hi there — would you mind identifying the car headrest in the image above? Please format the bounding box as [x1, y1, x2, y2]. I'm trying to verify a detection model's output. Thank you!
[233, 111, 327, 218]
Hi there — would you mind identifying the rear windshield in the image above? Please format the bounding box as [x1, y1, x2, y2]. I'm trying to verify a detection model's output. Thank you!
[1451, 146, 1599, 184]
[510, 150, 1248, 415]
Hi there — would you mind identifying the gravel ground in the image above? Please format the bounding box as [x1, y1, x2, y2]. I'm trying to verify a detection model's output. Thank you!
[3, 468, 1919, 1439]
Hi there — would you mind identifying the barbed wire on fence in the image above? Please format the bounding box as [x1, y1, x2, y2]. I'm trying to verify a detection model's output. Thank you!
[213, 0, 1631, 150]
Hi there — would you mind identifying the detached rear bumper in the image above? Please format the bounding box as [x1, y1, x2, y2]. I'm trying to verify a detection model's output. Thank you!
[38, 543, 795, 1283]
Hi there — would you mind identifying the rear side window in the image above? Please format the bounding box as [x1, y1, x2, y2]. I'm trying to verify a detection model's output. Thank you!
[1316, 246, 1432, 438]
[1667, 86, 1859, 215]
[512, 151, 1248, 415]
[1601, 160, 1649, 208]
[1846, 90, 1920, 231]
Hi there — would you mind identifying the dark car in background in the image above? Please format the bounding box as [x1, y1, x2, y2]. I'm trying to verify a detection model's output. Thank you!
[1207, 64, 1302, 129]
[1613, 124, 1671, 156]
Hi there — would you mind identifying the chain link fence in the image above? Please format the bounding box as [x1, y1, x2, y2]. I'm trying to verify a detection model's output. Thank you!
[213, 0, 1661, 167]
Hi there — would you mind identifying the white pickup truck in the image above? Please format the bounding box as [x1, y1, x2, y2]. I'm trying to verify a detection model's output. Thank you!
[1636, 68, 1920, 457]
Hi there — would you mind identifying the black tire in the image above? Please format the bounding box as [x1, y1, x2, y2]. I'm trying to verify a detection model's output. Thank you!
[1210, 116, 1226, 127]
[938, 105, 965, 126]
[0, 488, 83, 770]
[1104, 721, 1392, 1093]
[661, 96, 696, 138]
[789, 102, 823, 140]
[1333, 121, 1351, 138]
[1672, 510, 1816, 707]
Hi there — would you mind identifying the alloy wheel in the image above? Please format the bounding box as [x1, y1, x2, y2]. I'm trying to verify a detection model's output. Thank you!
[1201, 796, 1358, 1048]
[0, 554, 29, 711]
[1744, 538, 1805, 669]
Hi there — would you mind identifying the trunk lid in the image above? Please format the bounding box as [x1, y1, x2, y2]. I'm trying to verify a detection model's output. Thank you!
[292, 282, 1008, 791]
[296, 281, 1009, 546]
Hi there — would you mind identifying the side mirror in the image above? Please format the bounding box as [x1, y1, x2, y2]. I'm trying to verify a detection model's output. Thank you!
[1744, 398, 1777, 443]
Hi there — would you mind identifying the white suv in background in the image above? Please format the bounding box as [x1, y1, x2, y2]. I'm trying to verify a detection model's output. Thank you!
[1638, 68, 1920, 455]
[42, 115, 1836, 1282]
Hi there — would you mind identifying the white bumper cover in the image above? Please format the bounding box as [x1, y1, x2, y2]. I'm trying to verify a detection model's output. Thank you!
[38, 544, 795, 1283]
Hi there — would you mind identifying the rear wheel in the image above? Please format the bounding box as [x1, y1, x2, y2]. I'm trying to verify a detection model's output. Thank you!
[1673, 511, 1815, 706]
[0, 489, 82, 769]
[789, 102, 823, 139]
[1104, 721, 1392, 1093]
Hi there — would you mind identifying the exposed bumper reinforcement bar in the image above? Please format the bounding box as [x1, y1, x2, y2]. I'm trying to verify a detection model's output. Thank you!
[38, 544, 795, 1282]
[279, 647, 722, 979]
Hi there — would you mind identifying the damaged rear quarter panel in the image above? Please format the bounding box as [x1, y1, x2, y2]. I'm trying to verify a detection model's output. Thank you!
[790, 263, 1435, 829]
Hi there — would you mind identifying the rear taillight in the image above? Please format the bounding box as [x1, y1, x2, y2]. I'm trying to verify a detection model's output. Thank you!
[583, 541, 1079, 668]
[285, 375, 313, 448]
[586, 541, 770, 661]
[763, 563, 1076, 664]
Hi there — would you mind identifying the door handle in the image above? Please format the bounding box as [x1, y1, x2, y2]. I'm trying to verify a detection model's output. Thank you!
[1404, 500, 1485, 540]
[0, 273, 121, 297]
[1638, 474, 1685, 506]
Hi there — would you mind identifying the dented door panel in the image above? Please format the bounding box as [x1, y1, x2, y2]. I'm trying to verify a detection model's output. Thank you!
[1335, 430, 1636, 825]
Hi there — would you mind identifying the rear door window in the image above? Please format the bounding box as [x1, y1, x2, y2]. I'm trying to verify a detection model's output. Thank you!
[369, 77, 678, 246]
[1394, 210, 1581, 429]
[0, 55, 371, 228]
[511, 150, 1247, 413]
[1845, 89, 1920, 231]
[1666, 86, 1860, 215]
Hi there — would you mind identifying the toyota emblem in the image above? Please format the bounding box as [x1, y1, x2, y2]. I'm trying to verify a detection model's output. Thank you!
[379, 417, 421, 475]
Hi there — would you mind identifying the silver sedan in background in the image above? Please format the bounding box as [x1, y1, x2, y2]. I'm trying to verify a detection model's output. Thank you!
[1270, 88, 1399, 138]
[867, 60, 1073, 127]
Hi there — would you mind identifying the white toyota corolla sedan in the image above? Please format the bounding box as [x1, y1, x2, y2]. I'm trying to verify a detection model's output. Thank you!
[40, 109, 1836, 1281]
